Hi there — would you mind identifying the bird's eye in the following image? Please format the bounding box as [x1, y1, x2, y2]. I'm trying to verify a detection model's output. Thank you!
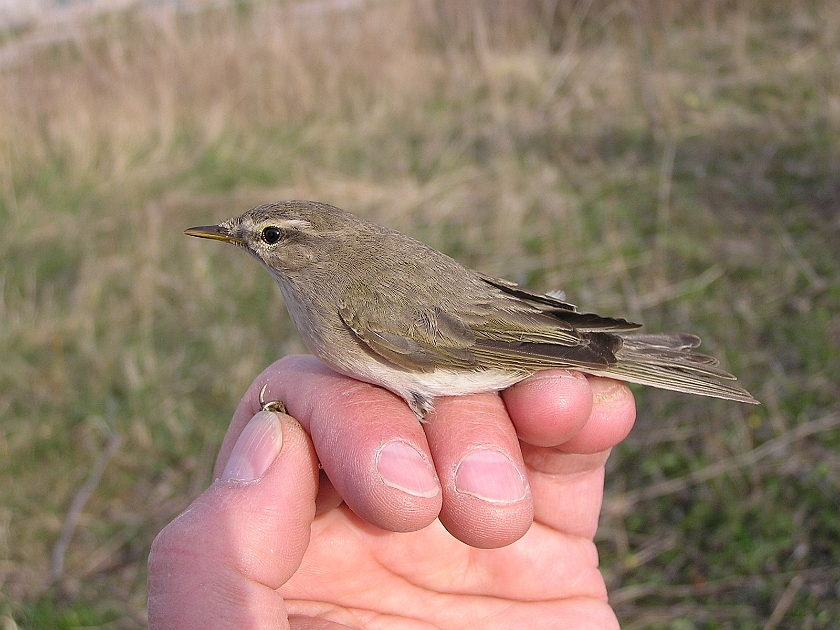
[261, 226, 282, 244]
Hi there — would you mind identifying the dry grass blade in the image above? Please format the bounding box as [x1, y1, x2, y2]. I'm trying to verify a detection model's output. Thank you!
[49, 431, 122, 585]
[763, 574, 804, 630]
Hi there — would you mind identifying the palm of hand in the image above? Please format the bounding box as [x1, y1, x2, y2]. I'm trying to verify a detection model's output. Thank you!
[281, 495, 613, 629]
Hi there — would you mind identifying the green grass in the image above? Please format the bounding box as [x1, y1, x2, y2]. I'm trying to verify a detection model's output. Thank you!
[2, 0, 839, 627]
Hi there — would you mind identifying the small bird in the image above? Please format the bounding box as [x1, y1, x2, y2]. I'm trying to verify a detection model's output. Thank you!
[186, 201, 758, 418]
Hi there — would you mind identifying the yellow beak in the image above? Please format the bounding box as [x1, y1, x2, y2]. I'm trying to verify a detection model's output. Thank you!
[184, 225, 243, 245]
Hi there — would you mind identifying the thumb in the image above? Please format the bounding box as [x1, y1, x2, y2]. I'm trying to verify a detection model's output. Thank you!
[148, 410, 319, 629]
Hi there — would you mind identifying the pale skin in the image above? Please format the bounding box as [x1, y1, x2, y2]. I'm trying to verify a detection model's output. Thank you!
[147, 354, 637, 629]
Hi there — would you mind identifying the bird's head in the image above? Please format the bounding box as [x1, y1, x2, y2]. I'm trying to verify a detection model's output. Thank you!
[186, 200, 357, 273]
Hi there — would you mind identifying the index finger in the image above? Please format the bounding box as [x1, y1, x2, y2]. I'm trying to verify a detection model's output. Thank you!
[216, 355, 443, 534]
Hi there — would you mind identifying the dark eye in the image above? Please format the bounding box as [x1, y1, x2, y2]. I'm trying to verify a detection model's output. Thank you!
[261, 226, 282, 244]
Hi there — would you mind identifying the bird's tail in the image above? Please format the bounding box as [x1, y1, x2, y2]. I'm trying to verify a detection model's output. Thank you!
[591, 333, 759, 404]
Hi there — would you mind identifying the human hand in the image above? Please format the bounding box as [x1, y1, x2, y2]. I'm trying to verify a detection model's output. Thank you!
[148, 354, 636, 628]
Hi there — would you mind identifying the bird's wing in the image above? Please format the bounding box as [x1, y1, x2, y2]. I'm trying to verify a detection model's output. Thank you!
[477, 273, 578, 311]
[336, 273, 643, 374]
[459, 274, 642, 370]
[336, 284, 479, 372]
[467, 312, 628, 371]
[472, 274, 639, 370]
[478, 273, 642, 332]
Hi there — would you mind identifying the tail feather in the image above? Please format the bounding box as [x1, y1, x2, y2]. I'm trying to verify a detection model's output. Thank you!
[594, 333, 759, 404]
[619, 334, 737, 379]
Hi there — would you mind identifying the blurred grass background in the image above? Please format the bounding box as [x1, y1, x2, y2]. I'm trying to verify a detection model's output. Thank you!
[1, 0, 839, 627]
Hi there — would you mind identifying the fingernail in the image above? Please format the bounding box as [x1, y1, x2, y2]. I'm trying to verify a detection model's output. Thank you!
[455, 450, 528, 504]
[524, 369, 585, 382]
[376, 441, 440, 498]
[590, 378, 628, 403]
[221, 410, 283, 482]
